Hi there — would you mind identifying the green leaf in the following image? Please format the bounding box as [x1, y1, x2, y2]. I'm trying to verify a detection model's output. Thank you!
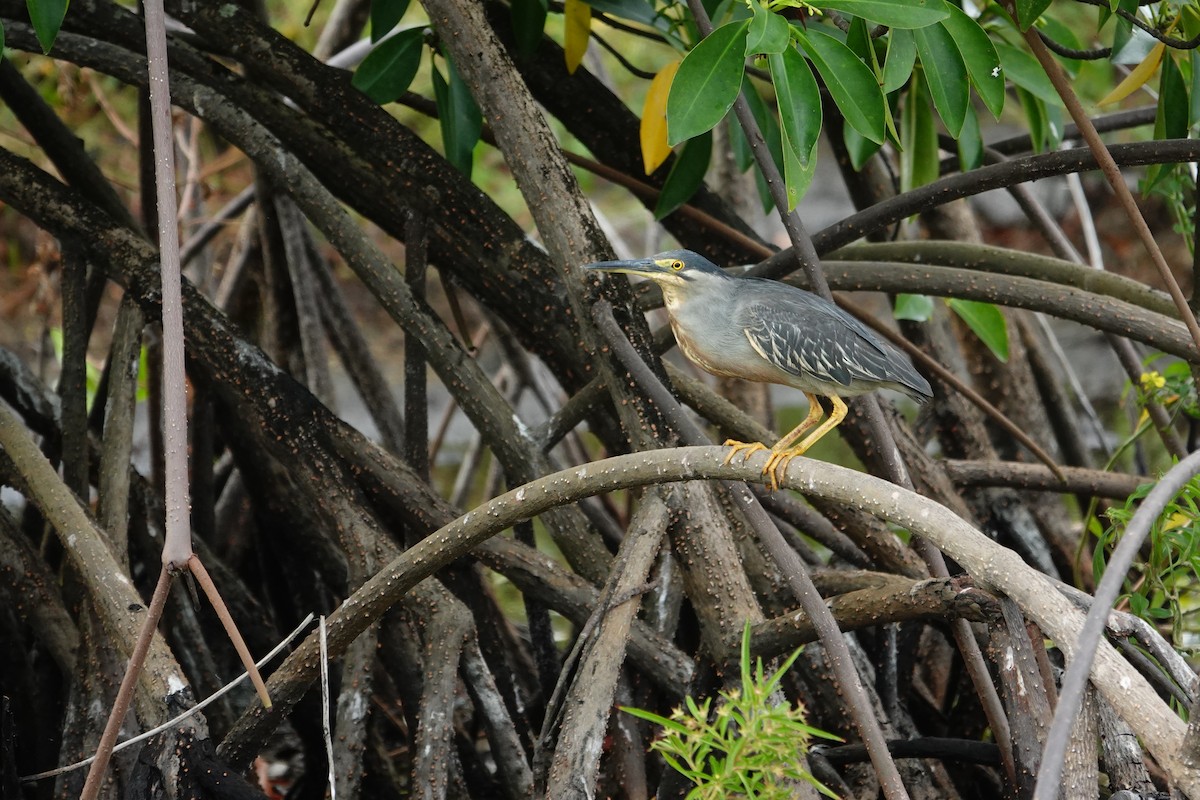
[769, 47, 820, 208]
[371, 0, 411, 41]
[1016, 85, 1048, 153]
[816, 0, 948, 29]
[1146, 55, 1188, 190]
[433, 56, 483, 176]
[511, 0, 549, 55]
[994, 41, 1062, 106]
[0, 19, 5, 59]
[843, 124, 882, 170]
[914, 22, 968, 137]
[1109, 0, 1138, 59]
[27, 0, 68, 53]
[655, 131, 712, 219]
[769, 48, 821, 169]
[353, 27, 425, 104]
[948, 298, 1009, 361]
[779, 126, 819, 209]
[1192, 51, 1200, 129]
[845, 15, 874, 65]
[900, 72, 938, 192]
[882, 28, 916, 94]
[1014, 0, 1051, 30]
[894, 293, 934, 321]
[746, 0, 791, 55]
[939, 6, 1004, 118]
[1160, 54, 1188, 141]
[795, 26, 886, 144]
[957, 103, 982, 171]
[667, 20, 749, 144]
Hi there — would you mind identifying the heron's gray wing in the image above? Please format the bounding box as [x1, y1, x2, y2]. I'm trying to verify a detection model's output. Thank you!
[740, 295, 901, 388]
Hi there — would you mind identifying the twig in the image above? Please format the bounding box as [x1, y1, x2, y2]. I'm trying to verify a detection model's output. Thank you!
[80, 566, 172, 800]
[142, 0, 193, 570]
[188, 556, 271, 708]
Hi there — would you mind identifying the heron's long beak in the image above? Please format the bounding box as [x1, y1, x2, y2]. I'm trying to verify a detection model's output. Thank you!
[583, 258, 671, 279]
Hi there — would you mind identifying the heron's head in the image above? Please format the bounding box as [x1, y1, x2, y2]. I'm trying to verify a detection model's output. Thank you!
[583, 250, 728, 290]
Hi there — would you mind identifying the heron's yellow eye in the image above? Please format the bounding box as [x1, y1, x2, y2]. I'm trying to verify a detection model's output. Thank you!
[671, 260, 684, 271]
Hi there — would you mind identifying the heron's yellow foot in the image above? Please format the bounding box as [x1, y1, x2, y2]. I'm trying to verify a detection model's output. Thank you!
[722, 439, 767, 467]
[762, 447, 808, 491]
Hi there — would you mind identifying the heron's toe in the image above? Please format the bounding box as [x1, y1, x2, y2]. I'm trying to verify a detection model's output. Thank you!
[722, 439, 767, 466]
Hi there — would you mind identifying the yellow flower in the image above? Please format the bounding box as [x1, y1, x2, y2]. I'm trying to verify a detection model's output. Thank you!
[1140, 371, 1166, 391]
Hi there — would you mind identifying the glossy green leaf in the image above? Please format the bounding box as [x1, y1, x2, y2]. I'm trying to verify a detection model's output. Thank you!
[1160, 54, 1188, 141]
[655, 131, 712, 219]
[894, 294, 934, 321]
[843, 124, 882, 170]
[770, 47, 821, 208]
[667, 20, 749, 144]
[371, 0, 411, 41]
[512, 0, 549, 55]
[1191, 51, 1200, 128]
[957, 103, 982, 171]
[746, 0, 791, 55]
[769, 48, 821, 168]
[900, 73, 938, 193]
[845, 16, 874, 64]
[795, 26, 885, 144]
[433, 56, 483, 176]
[1146, 55, 1188, 190]
[914, 22, 968, 137]
[939, 6, 1004, 118]
[995, 41, 1062, 106]
[1014, 0, 1051, 30]
[779, 128, 819, 209]
[27, 0, 68, 53]
[947, 298, 1009, 361]
[353, 27, 425, 104]
[1015, 86, 1048, 153]
[1109, 0, 1138, 59]
[882, 28, 916, 94]
[817, 0, 948, 29]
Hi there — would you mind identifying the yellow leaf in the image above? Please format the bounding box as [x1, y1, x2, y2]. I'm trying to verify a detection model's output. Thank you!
[1163, 510, 1192, 531]
[564, 0, 591, 75]
[641, 60, 679, 175]
[1097, 42, 1165, 106]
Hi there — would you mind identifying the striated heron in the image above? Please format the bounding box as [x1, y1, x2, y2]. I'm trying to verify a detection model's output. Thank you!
[586, 249, 933, 488]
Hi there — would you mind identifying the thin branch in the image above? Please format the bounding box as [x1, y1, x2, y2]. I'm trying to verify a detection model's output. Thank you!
[142, 0, 193, 569]
[941, 459, 1144, 498]
[80, 566, 172, 800]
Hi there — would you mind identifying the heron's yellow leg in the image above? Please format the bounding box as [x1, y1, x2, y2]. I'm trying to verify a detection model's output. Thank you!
[723, 393, 826, 488]
[763, 395, 848, 489]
